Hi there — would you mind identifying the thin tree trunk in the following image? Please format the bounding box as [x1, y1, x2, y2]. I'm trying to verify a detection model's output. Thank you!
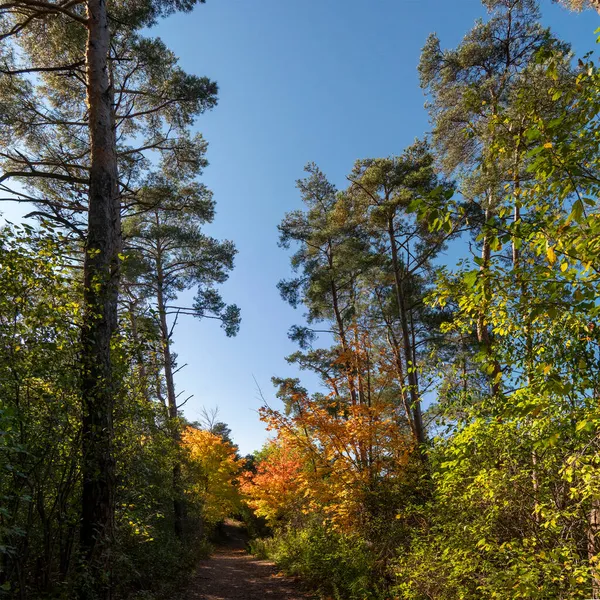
[387, 328, 416, 439]
[79, 0, 120, 596]
[512, 133, 522, 267]
[388, 219, 425, 448]
[128, 300, 151, 403]
[476, 203, 502, 396]
[511, 141, 542, 525]
[155, 253, 185, 538]
[375, 287, 415, 438]
[154, 351, 166, 406]
[477, 214, 492, 349]
[327, 243, 359, 406]
[352, 322, 368, 469]
[589, 499, 600, 599]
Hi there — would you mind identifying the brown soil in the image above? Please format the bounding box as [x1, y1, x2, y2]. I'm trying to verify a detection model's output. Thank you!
[180, 521, 314, 600]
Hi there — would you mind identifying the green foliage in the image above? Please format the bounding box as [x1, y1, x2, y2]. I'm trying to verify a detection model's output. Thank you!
[393, 17, 600, 600]
[0, 222, 220, 598]
[250, 523, 384, 600]
[0, 224, 81, 597]
[394, 416, 594, 599]
[0, 0, 235, 596]
[124, 174, 240, 336]
[3, 2, 600, 600]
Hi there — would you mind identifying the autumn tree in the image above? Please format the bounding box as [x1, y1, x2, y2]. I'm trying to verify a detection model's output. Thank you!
[273, 157, 436, 556]
[182, 426, 242, 526]
[240, 439, 307, 527]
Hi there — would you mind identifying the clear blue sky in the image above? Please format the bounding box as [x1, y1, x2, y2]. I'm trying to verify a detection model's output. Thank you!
[1, 1, 595, 455]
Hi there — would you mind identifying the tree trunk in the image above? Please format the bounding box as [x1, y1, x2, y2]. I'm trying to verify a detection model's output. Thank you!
[477, 220, 492, 348]
[327, 243, 359, 407]
[388, 219, 426, 448]
[386, 327, 416, 439]
[374, 287, 416, 438]
[127, 300, 151, 403]
[476, 204, 502, 396]
[156, 260, 185, 538]
[79, 0, 120, 597]
[590, 499, 600, 599]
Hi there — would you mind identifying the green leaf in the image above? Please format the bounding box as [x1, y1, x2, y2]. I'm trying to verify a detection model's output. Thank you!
[463, 270, 479, 288]
[567, 199, 584, 224]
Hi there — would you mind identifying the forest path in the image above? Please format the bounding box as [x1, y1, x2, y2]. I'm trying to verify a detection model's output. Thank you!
[180, 520, 314, 600]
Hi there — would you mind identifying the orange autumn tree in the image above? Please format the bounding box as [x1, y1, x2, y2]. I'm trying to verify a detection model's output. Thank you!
[273, 387, 409, 528]
[240, 439, 306, 527]
[182, 426, 242, 525]
[243, 326, 413, 533]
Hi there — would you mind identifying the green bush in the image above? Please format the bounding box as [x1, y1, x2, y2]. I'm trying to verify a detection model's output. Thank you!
[114, 531, 212, 600]
[250, 522, 384, 600]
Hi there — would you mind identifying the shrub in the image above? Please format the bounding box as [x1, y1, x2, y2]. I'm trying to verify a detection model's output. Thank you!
[250, 522, 384, 600]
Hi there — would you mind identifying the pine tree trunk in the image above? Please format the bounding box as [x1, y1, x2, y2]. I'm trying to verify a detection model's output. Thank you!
[156, 266, 185, 538]
[128, 302, 151, 403]
[327, 242, 359, 407]
[388, 219, 426, 449]
[79, 0, 120, 597]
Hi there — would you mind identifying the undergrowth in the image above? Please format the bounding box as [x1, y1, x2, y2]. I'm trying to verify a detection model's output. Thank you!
[249, 523, 385, 600]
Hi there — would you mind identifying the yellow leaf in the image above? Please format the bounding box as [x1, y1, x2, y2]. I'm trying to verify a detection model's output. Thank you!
[543, 142, 553, 149]
[547, 245, 557, 265]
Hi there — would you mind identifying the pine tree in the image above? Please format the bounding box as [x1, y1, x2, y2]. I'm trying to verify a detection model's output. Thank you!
[125, 173, 239, 536]
[344, 141, 455, 450]
[0, 1, 217, 595]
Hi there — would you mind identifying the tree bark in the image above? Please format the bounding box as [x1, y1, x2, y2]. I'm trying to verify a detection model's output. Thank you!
[387, 329, 417, 439]
[326, 242, 359, 407]
[79, 0, 121, 597]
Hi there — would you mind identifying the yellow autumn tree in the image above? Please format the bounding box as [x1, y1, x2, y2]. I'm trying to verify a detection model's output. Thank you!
[182, 426, 242, 525]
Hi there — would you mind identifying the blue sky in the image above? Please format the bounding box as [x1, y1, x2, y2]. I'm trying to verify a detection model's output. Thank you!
[1, 1, 596, 455]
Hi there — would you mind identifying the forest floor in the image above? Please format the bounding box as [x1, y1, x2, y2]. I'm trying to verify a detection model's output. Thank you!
[178, 520, 314, 600]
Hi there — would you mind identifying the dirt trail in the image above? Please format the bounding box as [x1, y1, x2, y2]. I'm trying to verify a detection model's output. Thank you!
[181, 521, 313, 600]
